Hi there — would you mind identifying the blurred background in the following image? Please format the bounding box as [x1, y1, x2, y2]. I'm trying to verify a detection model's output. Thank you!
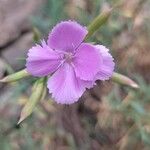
[0, 0, 150, 149]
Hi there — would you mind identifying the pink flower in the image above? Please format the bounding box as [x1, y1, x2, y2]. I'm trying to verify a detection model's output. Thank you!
[26, 21, 115, 104]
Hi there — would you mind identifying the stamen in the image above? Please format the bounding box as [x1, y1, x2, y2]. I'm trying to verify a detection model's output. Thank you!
[64, 52, 73, 63]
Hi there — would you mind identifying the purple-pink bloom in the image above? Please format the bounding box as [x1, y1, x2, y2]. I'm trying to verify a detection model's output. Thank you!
[26, 21, 115, 104]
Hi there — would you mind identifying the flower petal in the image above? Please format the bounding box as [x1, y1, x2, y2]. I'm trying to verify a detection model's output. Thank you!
[48, 21, 88, 52]
[47, 63, 90, 104]
[95, 45, 115, 80]
[26, 41, 61, 77]
[73, 43, 102, 81]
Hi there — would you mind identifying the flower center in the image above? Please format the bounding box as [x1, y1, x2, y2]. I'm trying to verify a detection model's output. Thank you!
[64, 52, 73, 63]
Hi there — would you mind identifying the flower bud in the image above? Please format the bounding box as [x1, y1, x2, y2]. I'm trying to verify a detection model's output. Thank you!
[112, 72, 139, 89]
[85, 8, 112, 40]
[0, 69, 30, 83]
[18, 78, 46, 124]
